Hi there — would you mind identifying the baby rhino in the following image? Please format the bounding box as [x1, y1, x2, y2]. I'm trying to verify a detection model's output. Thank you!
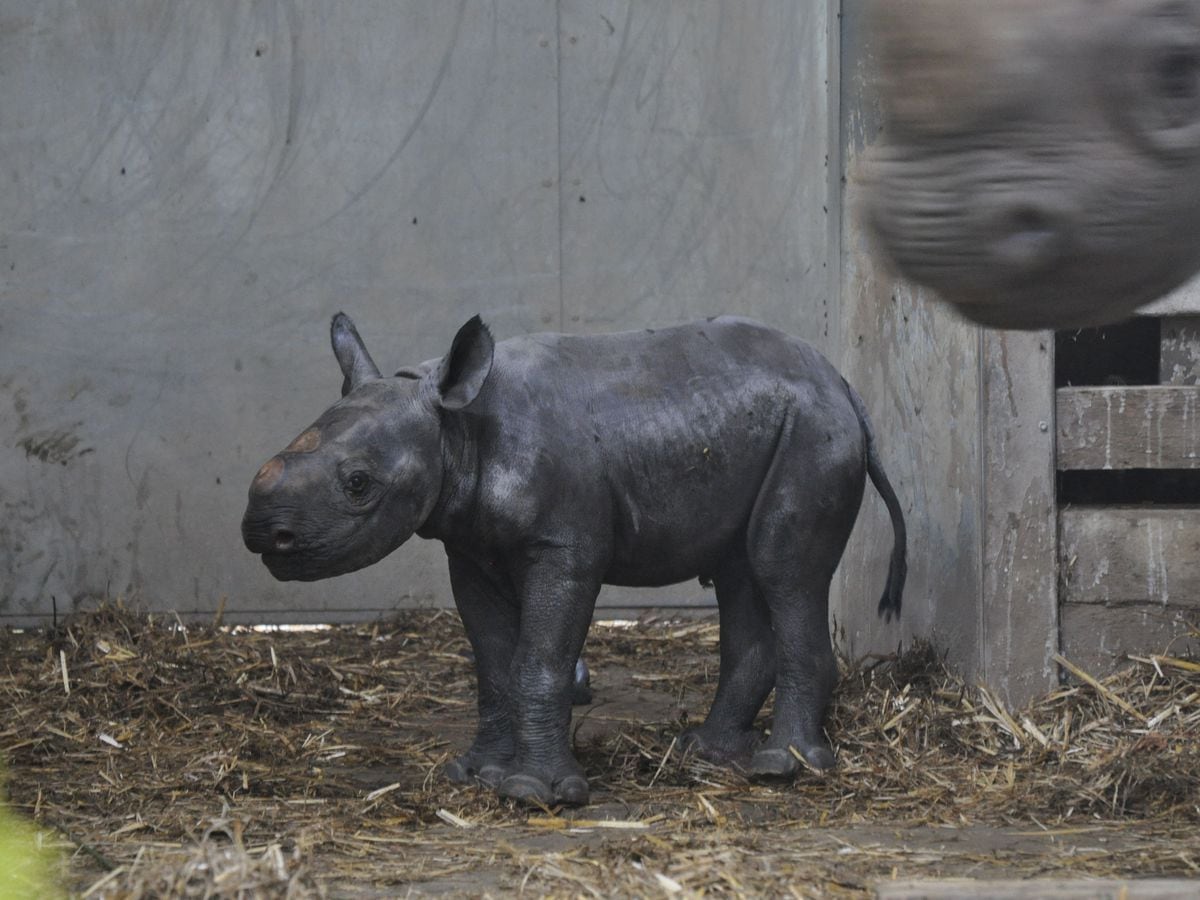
[242, 314, 906, 806]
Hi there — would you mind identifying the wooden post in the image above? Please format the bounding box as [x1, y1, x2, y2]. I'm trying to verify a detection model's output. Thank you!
[980, 331, 1059, 707]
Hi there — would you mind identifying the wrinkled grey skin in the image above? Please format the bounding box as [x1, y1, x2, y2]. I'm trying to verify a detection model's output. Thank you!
[242, 314, 906, 806]
[865, 0, 1200, 330]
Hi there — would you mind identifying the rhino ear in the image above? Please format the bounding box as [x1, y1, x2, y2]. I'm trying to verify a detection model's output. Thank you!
[434, 315, 494, 410]
[331, 313, 382, 397]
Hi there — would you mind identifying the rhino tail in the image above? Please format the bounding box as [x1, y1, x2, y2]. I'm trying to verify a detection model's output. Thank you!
[843, 379, 907, 622]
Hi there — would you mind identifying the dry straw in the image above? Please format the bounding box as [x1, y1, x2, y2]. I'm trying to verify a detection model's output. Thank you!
[1, 603, 1196, 897]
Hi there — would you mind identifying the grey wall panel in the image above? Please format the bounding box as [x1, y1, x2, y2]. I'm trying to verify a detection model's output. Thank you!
[3, 1, 838, 625]
[2, 1, 561, 624]
[558, 1, 835, 346]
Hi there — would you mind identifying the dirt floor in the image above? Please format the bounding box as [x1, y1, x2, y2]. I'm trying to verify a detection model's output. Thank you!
[1, 604, 1198, 897]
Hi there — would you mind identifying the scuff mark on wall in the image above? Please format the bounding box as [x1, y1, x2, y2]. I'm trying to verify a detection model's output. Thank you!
[18, 426, 94, 465]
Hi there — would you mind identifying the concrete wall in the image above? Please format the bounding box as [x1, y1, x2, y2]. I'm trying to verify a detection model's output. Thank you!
[832, 0, 979, 677]
[1, 1, 841, 625]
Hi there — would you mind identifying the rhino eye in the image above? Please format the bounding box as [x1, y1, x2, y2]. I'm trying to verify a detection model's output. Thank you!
[1106, 2, 1200, 158]
[343, 470, 372, 501]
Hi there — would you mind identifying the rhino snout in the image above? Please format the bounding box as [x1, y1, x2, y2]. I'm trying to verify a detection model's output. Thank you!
[241, 513, 299, 556]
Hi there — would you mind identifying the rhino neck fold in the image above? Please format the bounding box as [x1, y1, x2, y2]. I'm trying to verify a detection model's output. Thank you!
[416, 410, 481, 543]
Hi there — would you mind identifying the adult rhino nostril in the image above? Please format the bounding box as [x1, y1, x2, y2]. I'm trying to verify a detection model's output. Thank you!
[1008, 205, 1051, 235]
[273, 529, 296, 552]
[990, 201, 1068, 275]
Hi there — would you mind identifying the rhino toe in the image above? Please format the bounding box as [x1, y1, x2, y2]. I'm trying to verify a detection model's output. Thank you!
[443, 757, 473, 784]
[679, 725, 759, 766]
[554, 774, 589, 806]
[444, 755, 508, 788]
[498, 773, 555, 806]
[746, 747, 798, 781]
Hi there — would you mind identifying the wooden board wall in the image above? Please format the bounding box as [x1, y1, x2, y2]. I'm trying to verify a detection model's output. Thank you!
[1057, 342, 1200, 674]
[1059, 507, 1200, 672]
[1057, 387, 1200, 471]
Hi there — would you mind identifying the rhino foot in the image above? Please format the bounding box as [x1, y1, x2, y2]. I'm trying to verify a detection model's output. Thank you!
[498, 771, 589, 807]
[678, 725, 760, 766]
[444, 754, 509, 788]
[747, 742, 834, 781]
[746, 747, 798, 780]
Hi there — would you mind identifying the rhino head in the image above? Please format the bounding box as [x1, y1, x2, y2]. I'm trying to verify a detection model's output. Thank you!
[241, 313, 493, 581]
[865, 0, 1200, 329]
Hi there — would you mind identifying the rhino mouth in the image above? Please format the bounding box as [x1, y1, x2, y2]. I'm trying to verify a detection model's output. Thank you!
[255, 528, 414, 582]
[258, 548, 365, 582]
[260, 551, 324, 582]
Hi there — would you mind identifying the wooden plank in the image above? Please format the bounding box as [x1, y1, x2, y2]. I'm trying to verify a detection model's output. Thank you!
[1060, 507, 1200, 607]
[1159, 315, 1200, 385]
[1056, 386, 1200, 470]
[1060, 603, 1200, 676]
[877, 878, 1200, 900]
[980, 331, 1059, 708]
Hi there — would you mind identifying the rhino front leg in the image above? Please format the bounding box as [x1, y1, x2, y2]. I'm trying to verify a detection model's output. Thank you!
[444, 551, 519, 788]
[499, 558, 600, 807]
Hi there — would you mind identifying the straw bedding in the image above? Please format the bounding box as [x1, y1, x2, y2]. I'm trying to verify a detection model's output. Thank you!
[1, 603, 1197, 897]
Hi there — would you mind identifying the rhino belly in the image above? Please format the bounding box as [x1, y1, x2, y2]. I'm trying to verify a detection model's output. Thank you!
[599, 479, 761, 588]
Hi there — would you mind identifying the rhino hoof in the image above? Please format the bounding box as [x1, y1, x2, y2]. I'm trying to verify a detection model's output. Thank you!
[443, 758, 472, 784]
[802, 745, 835, 771]
[678, 726, 758, 766]
[444, 757, 506, 788]
[497, 772, 590, 807]
[555, 774, 590, 806]
[498, 773, 555, 806]
[748, 744, 835, 780]
[746, 748, 798, 781]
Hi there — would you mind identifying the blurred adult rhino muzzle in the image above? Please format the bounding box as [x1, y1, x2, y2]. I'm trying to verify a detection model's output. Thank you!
[865, 0, 1200, 329]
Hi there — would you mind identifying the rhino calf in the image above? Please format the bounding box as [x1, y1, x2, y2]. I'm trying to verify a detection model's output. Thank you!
[865, 0, 1200, 329]
[242, 314, 906, 806]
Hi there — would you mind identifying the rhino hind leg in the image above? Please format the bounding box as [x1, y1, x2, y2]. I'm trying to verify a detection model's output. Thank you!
[743, 428, 864, 780]
[679, 550, 775, 765]
[746, 569, 840, 780]
[571, 657, 592, 706]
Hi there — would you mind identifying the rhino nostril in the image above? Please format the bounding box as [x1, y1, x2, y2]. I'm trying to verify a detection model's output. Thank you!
[1008, 205, 1051, 235]
[273, 529, 296, 552]
[991, 201, 1066, 275]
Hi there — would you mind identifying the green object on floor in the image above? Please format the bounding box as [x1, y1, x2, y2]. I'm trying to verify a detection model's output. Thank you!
[0, 768, 62, 900]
